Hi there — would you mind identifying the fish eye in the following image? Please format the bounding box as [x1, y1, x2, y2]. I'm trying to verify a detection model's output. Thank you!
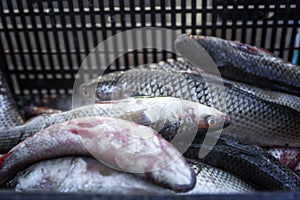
[207, 116, 217, 127]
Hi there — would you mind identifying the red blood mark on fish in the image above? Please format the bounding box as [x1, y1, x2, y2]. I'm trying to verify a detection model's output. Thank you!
[69, 129, 78, 135]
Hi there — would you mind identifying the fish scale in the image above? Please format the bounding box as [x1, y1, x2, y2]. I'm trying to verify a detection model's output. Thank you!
[0, 97, 228, 153]
[12, 157, 254, 194]
[0, 116, 196, 192]
[181, 35, 300, 96]
[0, 70, 24, 129]
[184, 135, 300, 191]
[91, 68, 300, 147]
[150, 59, 300, 112]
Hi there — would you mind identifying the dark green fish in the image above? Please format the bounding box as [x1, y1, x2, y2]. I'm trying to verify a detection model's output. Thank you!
[81, 68, 300, 147]
[175, 34, 300, 96]
[184, 134, 300, 191]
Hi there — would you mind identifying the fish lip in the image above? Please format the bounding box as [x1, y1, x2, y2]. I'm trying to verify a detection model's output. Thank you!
[223, 115, 231, 128]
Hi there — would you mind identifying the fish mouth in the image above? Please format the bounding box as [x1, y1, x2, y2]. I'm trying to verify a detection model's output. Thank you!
[223, 114, 231, 128]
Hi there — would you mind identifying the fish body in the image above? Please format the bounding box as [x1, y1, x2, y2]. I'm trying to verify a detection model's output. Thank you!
[0, 116, 196, 192]
[84, 68, 300, 147]
[0, 97, 228, 153]
[0, 70, 23, 129]
[12, 157, 253, 194]
[178, 34, 300, 96]
[141, 59, 300, 112]
[184, 134, 300, 191]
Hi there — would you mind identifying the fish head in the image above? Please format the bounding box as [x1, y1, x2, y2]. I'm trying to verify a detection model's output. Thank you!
[80, 71, 134, 101]
[180, 100, 230, 132]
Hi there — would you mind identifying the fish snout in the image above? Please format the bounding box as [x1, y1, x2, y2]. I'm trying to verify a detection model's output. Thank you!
[223, 114, 231, 128]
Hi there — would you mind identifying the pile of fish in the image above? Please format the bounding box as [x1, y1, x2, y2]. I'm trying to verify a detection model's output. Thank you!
[0, 34, 300, 194]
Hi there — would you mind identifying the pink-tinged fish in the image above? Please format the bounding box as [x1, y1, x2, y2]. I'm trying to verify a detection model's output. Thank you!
[0, 116, 196, 192]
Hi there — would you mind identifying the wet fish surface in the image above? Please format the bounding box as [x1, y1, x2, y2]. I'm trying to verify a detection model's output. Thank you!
[82, 68, 300, 147]
[141, 59, 300, 112]
[0, 97, 228, 153]
[12, 156, 254, 194]
[12, 157, 174, 194]
[0, 116, 196, 192]
[177, 34, 300, 96]
[0, 70, 24, 129]
[186, 159, 254, 194]
[184, 134, 300, 191]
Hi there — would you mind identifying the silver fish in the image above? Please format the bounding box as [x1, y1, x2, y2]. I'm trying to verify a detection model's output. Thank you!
[12, 157, 254, 194]
[0, 97, 229, 153]
[0, 116, 196, 192]
[82, 68, 300, 147]
[157, 59, 300, 112]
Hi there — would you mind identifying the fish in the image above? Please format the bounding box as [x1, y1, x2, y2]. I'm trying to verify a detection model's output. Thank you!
[12, 157, 174, 194]
[11, 156, 254, 194]
[0, 97, 229, 153]
[81, 68, 300, 147]
[0, 70, 24, 129]
[140, 59, 300, 112]
[0, 116, 196, 192]
[184, 133, 300, 191]
[175, 34, 300, 96]
[185, 159, 254, 194]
